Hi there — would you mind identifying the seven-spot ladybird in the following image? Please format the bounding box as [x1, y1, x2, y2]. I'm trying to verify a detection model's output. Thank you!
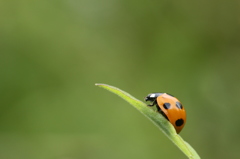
[145, 93, 186, 133]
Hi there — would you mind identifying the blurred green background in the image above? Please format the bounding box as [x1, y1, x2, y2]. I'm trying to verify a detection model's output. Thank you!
[1, 0, 240, 159]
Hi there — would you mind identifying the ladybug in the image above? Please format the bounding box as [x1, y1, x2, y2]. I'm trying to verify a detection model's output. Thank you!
[145, 93, 186, 133]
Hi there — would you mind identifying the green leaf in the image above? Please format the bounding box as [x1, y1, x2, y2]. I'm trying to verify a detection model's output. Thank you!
[95, 83, 200, 159]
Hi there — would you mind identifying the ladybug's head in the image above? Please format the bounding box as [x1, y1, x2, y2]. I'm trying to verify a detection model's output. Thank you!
[145, 93, 164, 102]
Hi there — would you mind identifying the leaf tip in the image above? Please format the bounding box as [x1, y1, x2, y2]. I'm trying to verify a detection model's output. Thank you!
[95, 83, 108, 88]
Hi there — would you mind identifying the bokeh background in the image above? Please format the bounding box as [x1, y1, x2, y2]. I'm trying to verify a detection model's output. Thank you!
[1, 0, 240, 159]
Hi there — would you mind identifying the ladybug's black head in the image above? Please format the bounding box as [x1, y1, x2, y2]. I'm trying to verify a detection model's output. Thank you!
[145, 93, 164, 102]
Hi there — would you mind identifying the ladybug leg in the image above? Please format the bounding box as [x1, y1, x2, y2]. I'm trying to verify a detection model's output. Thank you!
[148, 100, 161, 112]
[156, 105, 160, 112]
[147, 100, 157, 107]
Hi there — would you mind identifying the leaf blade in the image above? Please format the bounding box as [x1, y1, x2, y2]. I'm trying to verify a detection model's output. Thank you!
[95, 83, 200, 159]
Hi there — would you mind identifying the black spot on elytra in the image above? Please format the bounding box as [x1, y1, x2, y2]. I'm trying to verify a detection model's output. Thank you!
[163, 103, 171, 109]
[176, 101, 183, 109]
[175, 119, 184, 127]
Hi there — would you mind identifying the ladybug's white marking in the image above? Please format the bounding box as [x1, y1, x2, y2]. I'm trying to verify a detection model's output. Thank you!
[150, 94, 155, 98]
